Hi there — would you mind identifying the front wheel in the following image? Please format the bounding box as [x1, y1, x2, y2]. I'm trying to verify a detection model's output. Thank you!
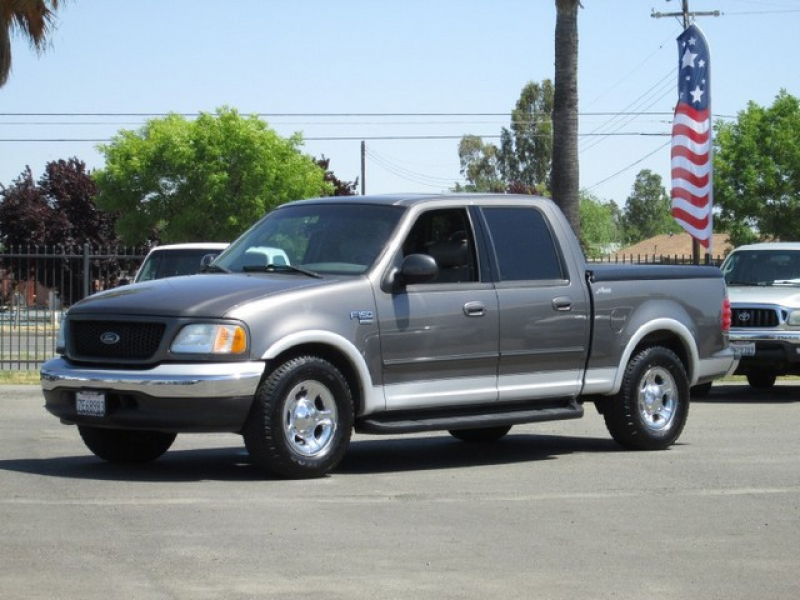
[243, 355, 354, 479]
[78, 426, 176, 463]
[603, 346, 689, 450]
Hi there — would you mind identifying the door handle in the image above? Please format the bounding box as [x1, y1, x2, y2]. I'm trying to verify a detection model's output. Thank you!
[463, 301, 486, 317]
[552, 296, 572, 311]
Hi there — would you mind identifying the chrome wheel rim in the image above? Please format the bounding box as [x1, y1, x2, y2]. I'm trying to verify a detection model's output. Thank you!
[636, 366, 677, 432]
[283, 380, 338, 458]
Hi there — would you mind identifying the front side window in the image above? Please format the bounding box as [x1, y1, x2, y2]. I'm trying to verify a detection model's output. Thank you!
[215, 203, 404, 276]
[402, 208, 478, 284]
[482, 207, 564, 281]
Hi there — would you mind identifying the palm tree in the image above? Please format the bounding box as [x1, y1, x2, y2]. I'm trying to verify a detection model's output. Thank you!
[552, 0, 581, 239]
[0, 0, 61, 88]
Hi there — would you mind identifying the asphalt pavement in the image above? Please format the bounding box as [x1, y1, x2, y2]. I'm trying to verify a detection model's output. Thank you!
[1, 383, 799, 600]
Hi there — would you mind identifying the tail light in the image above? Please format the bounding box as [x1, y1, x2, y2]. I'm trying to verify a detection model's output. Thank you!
[722, 296, 731, 332]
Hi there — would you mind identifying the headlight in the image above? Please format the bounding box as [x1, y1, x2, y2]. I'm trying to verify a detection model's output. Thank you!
[787, 310, 800, 326]
[171, 323, 248, 354]
[56, 318, 67, 353]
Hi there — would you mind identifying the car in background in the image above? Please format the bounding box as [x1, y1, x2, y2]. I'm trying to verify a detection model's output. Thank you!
[720, 242, 800, 389]
[134, 243, 229, 283]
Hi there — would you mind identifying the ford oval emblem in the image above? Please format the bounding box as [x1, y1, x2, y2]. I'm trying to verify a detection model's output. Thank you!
[100, 331, 121, 345]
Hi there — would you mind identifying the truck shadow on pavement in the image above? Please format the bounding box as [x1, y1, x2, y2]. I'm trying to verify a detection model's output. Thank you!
[0, 432, 621, 482]
[695, 383, 800, 404]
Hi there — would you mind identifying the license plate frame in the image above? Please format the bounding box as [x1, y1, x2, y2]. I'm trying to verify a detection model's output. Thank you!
[76, 391, 106, 417]
[730, 341, 756, 358]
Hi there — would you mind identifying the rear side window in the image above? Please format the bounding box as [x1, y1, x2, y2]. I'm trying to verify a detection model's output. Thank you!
[482, 207, 564, 281]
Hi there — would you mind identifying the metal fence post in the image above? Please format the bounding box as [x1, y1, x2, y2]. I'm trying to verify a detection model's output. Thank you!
[83, 243, 91, 299]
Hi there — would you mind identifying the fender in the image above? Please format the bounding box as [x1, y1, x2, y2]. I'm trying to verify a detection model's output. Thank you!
[262, 329, 385, 416]
[610, 317, 699, 394]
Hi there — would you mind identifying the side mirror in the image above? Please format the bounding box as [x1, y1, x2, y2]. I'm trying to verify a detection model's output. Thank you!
[385, 253, 438, 291]
[200, 253, 219, 267]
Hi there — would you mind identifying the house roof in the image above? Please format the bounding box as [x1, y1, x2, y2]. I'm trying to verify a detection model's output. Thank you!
[611, 233, 733, 259]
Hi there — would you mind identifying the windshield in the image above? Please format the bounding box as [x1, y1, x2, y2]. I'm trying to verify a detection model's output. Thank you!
[721, 249, 800, 286]
[214, 202, 404, 276]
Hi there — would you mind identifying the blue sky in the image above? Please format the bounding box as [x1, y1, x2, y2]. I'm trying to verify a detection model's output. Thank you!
[2, 0, 800, 209]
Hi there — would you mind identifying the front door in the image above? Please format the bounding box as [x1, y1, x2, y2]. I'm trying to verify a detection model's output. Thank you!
[374, 207, 499, 410]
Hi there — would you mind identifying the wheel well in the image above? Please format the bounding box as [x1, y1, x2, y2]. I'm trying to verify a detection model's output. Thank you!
[632, 331, 691, 379]
[267, 344, 364, 415]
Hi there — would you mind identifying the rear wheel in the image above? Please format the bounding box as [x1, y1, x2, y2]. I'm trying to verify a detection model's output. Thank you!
[78, 426, 176, 463]
[603, 346, 689, 450]
[746, 372, 777, 389]
[243, 355, 354, 479]
[449, 426, 512, 443]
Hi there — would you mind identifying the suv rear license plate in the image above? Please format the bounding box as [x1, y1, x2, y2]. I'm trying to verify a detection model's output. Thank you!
[730, 341, 756, 357]
[76, 391, 106, 417]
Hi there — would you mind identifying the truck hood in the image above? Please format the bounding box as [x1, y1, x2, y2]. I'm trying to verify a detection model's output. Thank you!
[66, 273, 333, 318]
[727, 285, 800, 308]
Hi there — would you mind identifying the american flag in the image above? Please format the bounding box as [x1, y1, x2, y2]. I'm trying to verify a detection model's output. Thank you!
[671, 23, 712, 249]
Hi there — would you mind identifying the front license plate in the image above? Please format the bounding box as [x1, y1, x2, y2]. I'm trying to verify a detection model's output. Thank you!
[76, 391, 106, 417]
[730, 341, 756, 357]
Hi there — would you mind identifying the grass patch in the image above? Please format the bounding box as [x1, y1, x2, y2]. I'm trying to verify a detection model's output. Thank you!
[0, 371, 40, 385]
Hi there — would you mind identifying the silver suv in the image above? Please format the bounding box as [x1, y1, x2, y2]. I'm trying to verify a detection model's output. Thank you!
[721, 242, 800, 388]
[134, 243, 229, 283]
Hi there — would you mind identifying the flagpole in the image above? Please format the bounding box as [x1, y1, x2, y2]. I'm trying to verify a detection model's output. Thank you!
[652, 1, 720, 265]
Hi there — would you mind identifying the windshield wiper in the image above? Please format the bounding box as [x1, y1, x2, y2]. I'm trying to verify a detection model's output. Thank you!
[241, 263, 323, 279]
[199, 264, 230, 273]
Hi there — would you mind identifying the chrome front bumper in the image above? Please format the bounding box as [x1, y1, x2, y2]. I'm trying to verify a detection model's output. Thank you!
[41, 358, 266, 398]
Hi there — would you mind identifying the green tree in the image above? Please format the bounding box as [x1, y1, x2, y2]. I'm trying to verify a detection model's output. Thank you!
[1, 0, 60, 87]
[714, 90, 800, 246]
[580, 190, 621, 258]
[497, 80, 554, 189]
[621, 169, 681, 244]
[552, 0, 581, 239]
[456, 81, 553, 194]
[456, 135, 505, 192]
[94, 107, 332, 244]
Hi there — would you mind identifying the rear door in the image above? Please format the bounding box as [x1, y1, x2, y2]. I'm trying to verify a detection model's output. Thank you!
[479, 206, 591, 402]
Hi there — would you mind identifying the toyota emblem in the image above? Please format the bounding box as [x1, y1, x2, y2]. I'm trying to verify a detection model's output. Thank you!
[737, 312, 751, 323]
[100, 331, 121, 345]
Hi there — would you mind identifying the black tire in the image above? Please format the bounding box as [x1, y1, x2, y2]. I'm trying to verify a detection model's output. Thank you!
[603, 346, 689, 451]
[690, 382, 713, 397]
[449, 426, 512, 443]
[747, 372, 777, 389]
[243, 355, 354, 479]
[78, 426, 176, 463]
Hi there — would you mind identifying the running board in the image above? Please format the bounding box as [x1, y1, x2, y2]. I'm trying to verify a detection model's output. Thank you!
[356, 398, 584, 435]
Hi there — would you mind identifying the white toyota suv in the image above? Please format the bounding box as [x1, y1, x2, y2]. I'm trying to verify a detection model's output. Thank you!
[721, 242, 800, 389]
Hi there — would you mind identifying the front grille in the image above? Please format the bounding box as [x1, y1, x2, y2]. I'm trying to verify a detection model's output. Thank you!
[71, 321, 166, 360]
[731, 308, 779, 328]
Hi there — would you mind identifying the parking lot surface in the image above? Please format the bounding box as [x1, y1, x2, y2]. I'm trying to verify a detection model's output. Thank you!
[1, 383, 799, 600]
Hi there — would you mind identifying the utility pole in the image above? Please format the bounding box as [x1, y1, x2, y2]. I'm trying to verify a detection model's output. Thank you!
[360, 140, 366, 195]
[651, 0, 719, 26]
[652, 1, 719, 265]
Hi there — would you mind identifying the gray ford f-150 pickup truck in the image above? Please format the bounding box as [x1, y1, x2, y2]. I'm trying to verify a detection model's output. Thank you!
[41, 194, 735, 478]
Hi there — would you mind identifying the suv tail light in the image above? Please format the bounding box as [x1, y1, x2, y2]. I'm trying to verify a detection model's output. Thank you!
[722, 296, 731, 332]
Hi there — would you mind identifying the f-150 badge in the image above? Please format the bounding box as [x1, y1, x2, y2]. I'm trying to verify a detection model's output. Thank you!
[350, 310, 375, 324]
